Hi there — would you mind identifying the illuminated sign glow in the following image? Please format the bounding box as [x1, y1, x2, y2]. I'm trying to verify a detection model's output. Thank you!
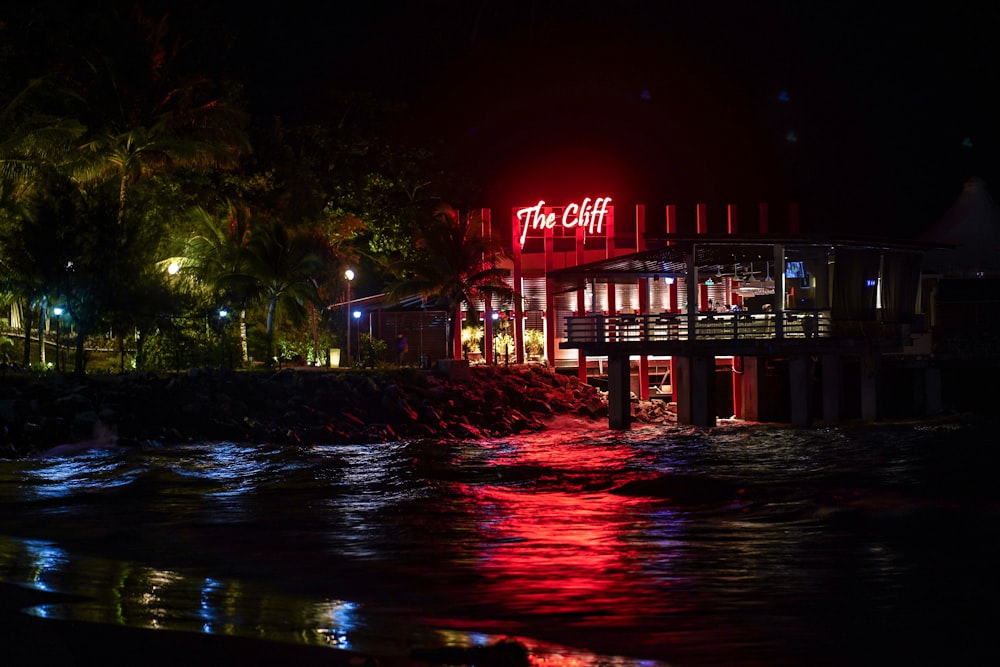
[516, 197, 612, 248]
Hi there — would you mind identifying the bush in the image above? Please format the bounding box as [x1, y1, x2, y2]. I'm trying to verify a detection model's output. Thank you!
[524, 328, 544, 358]
[462, 325, 483, 354]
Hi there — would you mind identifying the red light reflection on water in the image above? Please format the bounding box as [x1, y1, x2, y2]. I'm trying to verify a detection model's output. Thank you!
[464, 434, 686, 635]
[472, 486, 653, 621]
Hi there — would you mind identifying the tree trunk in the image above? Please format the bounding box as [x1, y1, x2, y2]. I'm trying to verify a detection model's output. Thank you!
[37, 305, 46, 366]
[451, 303, 462, 360]
[311, 304, 319, 365]
[119, 332, 127, 372]
[21, 301, 32, 367]
[266, 298, 277, 366]
[117, 171, 128, 226]
[136, 328, 146, 371]
[239, 309, 249, 365]
[74, 328, 87, 374]
[484, 295, 494, 365]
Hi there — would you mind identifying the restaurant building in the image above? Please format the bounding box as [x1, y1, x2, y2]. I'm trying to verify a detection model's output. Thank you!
[504, 197, 801, 370]
[461, 197, 937, 428]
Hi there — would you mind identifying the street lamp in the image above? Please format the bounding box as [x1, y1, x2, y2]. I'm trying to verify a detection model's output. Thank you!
[492, 312, 500, 365]
[219, 309, 229, 368]
[52, 307, 63, 372]
[353, 310, 362, 364]
[345, 269, 355, 366]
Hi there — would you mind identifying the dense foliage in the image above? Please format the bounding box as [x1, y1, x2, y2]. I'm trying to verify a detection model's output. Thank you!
[0, 3, 499, 372]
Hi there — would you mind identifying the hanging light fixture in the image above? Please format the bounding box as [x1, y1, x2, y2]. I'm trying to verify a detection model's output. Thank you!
[734, 261, 774, 295]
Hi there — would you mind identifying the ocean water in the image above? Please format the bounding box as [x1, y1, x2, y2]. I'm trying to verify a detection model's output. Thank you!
[1, 414, 997, 666]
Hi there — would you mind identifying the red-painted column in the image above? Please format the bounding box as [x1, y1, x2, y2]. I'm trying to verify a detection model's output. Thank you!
[606, 203, 616, 341]
[732, 355, 744, 419]
[482, 208, 494, 366]
[541, 223, 554, 368]
[697, 203, 708, 311]
[511, 207, 523, 365]
[636, 204, 649, 400]
[577, 218, 587, 382]
[666, 203, 679, 398]
[696, 203, 708, 234]
[726, 203, 741, 410]
[484, 295, 494, 365]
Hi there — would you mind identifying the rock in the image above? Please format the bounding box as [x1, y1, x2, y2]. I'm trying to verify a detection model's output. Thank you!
[411, 638, 530, 667]
[0, 366, 609, 457]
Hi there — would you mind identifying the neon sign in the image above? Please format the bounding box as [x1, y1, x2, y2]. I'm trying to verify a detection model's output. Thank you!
[516, 197, 612, 247]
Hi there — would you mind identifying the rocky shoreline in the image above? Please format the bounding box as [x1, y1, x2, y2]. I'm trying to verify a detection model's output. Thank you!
[0, 364, 676, 459]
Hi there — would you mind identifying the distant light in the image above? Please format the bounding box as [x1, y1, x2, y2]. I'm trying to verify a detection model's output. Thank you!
[866, 279, 877, 287]
[353, 310, 361, 319]
[167, 261, 180, 275]
[53, 307, 63, 316]
[778, 90, 790, 102]
[219, 309, 228, 318]
[492, 312, 499, 320]
[345, 269, 355, 281]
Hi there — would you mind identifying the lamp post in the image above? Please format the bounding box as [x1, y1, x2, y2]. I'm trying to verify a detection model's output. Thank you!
[219, 309, 228, 368]
[52, 307, 63, 372]
[367, 311, 374, 368]
[345, 269, 355, 366]
[353, 309, 362, 364]
[492, 312, 499, 365]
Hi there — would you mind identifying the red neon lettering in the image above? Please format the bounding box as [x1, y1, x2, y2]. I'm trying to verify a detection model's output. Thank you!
[516, 197, 612, 247]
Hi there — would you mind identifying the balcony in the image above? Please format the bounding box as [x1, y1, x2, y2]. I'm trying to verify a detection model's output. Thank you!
[564, 310, 831, 345]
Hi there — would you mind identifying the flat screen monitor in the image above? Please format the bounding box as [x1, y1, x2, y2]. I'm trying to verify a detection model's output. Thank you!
[785, 261, 806, 279]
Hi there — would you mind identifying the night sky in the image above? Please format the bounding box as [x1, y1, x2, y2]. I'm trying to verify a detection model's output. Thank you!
[16, 1, 1000, 239]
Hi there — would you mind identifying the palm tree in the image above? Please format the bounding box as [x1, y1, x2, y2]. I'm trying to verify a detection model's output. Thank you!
[65, 8, 248, 226]
[1, 76, 86, 195]
[163, 203, 257, 365]
[241, 221, 323, 366]
[0, 169, 85, 366]
[384, 203, 519, 360]
[2, 79, 86, 364]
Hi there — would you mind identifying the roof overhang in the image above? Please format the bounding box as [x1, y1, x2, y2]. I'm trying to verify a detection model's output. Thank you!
[546, 234, 936, 294]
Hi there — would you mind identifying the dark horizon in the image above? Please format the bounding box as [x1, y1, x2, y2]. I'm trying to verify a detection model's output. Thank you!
[7, 1, 997, 239]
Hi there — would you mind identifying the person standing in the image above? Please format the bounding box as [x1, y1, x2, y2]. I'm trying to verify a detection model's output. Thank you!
[396, 333, 408, 366]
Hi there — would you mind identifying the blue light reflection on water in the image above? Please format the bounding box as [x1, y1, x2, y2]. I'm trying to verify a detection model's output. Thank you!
[15, 450, 138, 502]
[1, 415, 999, 666]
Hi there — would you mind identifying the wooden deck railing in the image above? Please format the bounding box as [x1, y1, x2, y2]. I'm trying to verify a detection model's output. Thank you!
[564, 310, 831, 344]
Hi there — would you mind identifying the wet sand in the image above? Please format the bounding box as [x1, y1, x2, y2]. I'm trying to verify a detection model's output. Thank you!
[0, 582, 403, 666]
